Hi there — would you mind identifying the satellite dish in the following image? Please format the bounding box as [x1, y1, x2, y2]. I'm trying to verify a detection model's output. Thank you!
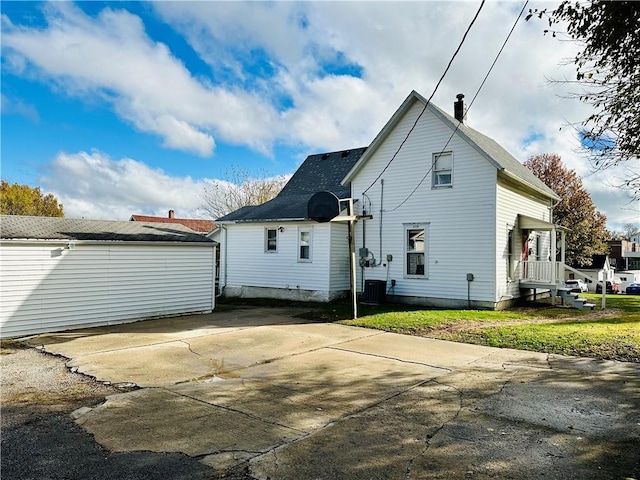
[308, 191, 340, 223]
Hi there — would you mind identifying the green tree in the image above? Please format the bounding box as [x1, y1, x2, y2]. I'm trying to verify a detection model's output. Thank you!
[202, 167, 287, 219]
[1, 181, 64, 217]
[524, 154, 609, 267]
[527, 1, 640, 196]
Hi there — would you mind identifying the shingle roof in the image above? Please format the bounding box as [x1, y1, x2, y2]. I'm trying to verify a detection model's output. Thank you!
[427, 100, 559, 200]
[217, 148, 367, 222]
[130, 215, 216, 233]
[0, 215, 215, 243]
[343, 91, 559, 201]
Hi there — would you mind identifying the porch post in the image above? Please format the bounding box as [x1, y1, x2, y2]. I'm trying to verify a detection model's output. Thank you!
[551, 228, 557, 284]
[560, 230, 566, 284]
[551, 228, 557, 306]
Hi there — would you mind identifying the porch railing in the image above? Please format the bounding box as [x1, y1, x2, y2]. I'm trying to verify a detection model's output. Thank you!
[518, 261, 563, 284]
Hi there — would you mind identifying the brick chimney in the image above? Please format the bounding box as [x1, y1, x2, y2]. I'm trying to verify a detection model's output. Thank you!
[454, 93, 465, 123]
[168, 209, 175, 218]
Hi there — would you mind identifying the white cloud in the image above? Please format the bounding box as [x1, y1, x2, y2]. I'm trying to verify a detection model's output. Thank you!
[1, 2, 281, 157]
[40, 151, 211, 220]
[2, 1, 632, 229]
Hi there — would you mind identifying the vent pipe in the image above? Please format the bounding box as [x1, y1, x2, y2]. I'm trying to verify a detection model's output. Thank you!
[168, 209, 175, 218]
[454, 93, 465, 123]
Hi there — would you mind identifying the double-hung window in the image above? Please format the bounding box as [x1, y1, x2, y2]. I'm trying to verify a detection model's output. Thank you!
[507, 227, 514, 281]
[265, 228, 278, 252]
[405, 224, 427, 277]
[433, 152, 453, 188]
[298, 228, 312, 262]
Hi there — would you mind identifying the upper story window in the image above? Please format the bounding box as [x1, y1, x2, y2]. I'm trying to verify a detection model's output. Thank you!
[265, 228, 278, 252]
[298, 228, 312, 262]
[405, 224, 427, 277]
[433, 152, 453, 188]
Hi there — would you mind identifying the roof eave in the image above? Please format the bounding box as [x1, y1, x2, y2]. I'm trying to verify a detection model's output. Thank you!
[0, 238, 216, 246]
[217, 217, 309, 224]
[501, 170, 560, 202]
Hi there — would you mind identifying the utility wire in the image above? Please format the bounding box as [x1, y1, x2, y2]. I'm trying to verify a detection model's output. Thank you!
[362, 0, 486, 195]
[386, 0, 530, 213]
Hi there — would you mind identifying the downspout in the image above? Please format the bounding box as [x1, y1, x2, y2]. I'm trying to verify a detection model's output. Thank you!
[361, 194, 368, 293]
[378, 179, 384, 266]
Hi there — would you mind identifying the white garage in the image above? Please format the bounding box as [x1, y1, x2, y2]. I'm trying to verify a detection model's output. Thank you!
[0, 215, 217, 338]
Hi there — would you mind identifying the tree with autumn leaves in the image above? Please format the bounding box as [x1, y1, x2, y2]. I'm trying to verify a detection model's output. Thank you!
[527, 1, 640, 197]
[1, 181, 64, 217]
[524, 154, 608, 267]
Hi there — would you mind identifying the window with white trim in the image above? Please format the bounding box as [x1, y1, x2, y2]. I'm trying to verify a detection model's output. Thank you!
[405, 224, 427, 277]
[265, 228, 278, 252]
[432, 152, 453, 188]
[507, 227, 515, 281]
[298, 228, 312, 262]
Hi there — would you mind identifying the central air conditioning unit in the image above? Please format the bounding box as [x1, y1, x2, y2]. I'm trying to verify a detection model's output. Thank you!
[361, 279, 387, 305]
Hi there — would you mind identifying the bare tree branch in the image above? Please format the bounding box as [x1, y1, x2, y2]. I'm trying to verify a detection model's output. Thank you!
[201, 167, 288, 219]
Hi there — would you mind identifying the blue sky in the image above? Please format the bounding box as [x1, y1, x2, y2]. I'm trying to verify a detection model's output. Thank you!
[1, 1, 637, 230]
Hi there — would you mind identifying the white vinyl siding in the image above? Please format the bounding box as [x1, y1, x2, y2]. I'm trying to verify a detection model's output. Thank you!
[495, 178, 553, 300]
[329, 224, 350, 291]
[222, 222, 348, 300]
[350, 101, 497, 304]
[0, 242, 215, 338]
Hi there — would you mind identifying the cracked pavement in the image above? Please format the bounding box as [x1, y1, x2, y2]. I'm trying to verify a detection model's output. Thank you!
[24, 306, 640, 479]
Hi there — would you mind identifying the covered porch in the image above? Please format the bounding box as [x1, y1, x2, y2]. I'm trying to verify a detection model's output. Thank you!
[515, 215, 569, 304]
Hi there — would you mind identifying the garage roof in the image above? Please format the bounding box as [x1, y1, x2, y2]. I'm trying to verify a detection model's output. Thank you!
[0, 215, 215, 243]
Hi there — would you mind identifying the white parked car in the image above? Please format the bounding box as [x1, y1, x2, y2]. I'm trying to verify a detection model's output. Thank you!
[564, 279, 588, 293]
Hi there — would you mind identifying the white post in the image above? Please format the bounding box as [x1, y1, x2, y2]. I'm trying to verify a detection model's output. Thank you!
[560, 230, 566, 265]
[550, 228, 557, 306]
[560, 230, 566, 284]
[347, 199, 358, 319]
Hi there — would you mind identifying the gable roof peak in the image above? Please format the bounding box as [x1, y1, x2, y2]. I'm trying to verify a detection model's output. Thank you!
[216, 147, 367, 223]
[343, 90, 559, 201]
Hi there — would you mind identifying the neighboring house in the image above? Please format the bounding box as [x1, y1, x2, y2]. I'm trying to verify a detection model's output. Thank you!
[215, 148, 367, 301]
[217, 90, 580, 309]
[130, 210, 216, 234]
[607, 239, 640, 270]
[0, 215, 216, 338]
[616, 270, 640, 292]
[564, 255, 611, 292]
[343, 91, 564, 309]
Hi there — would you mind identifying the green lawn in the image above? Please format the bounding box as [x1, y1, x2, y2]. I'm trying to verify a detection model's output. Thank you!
[340, 293, 640, 363]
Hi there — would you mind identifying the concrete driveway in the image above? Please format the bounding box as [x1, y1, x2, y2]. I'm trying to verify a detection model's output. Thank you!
[29, 307, 640, 479]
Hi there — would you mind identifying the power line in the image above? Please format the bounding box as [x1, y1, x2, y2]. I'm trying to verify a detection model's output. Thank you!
[386, 0, 530, 213]
[362, 0, 486, 195]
